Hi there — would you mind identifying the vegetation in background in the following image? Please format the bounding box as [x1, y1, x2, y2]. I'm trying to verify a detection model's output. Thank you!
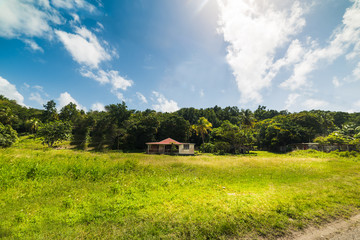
[191, 117, 212, 144]
[2, 95, 360, 153]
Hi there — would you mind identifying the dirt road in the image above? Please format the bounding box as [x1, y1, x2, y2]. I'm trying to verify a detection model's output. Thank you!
[291, 214, 360, 240]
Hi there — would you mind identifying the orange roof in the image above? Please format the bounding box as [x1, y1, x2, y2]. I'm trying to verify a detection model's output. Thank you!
[146, 138, 182, 145]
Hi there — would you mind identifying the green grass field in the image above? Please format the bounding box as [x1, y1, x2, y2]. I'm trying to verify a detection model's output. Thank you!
[1, 137, 360, 239]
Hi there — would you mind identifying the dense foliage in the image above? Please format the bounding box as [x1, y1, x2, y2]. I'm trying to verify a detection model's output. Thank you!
[2, 95, 360, 152]
[0, 122, 18, 147]
[37, 121, 73, 147]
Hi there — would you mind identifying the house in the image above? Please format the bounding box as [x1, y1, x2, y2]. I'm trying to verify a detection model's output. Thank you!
[146, 138, 195, 155]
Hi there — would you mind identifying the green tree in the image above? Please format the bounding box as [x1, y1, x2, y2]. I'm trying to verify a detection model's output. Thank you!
[157, 114, 190, 142]
[176, 107, 200, 125]
[191, 117, 213, 144]
[290, 112, 323, 141]
[0, 107, 17, 125]
[37, 121, 72, 147]
[89, 112, 116, 150]
[88, 102, 132, 151]
[42, 100, 58, 122]
[25, 118, 41, 135]
[71, 115, 92, 150]
[59, 102, 81, 123]
[254, 105, 280, 121]
[124, 112, 160, 149]
[0, 123, 18, 147]
[211, 120, 255, 153]
[326, 132, 351, 145]
[313, 111, 335, 135]
[338, 122, 359, 137]
[255, 115, 308, 151]
[240, 109, 255, 127]
[105, 102, 132, 127]
[332, 112, 350, 128]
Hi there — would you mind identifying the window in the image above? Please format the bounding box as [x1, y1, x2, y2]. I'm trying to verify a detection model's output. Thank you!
[183, 144, 189, 150]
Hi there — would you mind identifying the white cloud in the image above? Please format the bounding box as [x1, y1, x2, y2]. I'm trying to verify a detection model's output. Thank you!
[55, 27, 111, 68]
[51, 0, 95, 12]
[0, 76, 25, 105]
[38, 0, 51, 9]
[302, 99, 329, 110]
[23, 39, 44, 52]
[91, 102, 105, 111]
[80, 68, 132, 100]
[217, 0, 306, 103]
[136, 92, 147, 103]
[110, 71, 133, 91]
[200, 89, 204, 97]
[0, 0, 100, 55]
[80, 68, 133, 91]
[284, 93, 300, 110]
[281, 1, 360, 90]
[152, 91, 179, 113]
[33, 85, 44, 91]
[353, 62, 360, 81]
[332, 77, 341, 88]
[343, 62, 360, 83]
[0, 0, 61, 38]
[23, 83, 49, 107]
[111, 91, 124, 101]
[0, 1, 132, 104]
[58, 92, 87, 111]
[268, 39, 305, 77]
[70, 13, 80, 24]
[80, 68, 108, 84]
[80, 68, 109, 84]
[29, 92, 46, 106]
[93, 22, 104, 32]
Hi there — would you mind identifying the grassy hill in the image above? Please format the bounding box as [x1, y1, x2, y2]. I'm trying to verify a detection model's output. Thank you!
[1, 137, 360, 239]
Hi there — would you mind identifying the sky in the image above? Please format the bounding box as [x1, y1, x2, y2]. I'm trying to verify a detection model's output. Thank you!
[0, 0, 360, 113]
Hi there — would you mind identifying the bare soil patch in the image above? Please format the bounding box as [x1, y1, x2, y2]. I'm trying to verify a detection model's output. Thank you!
[285, 214, 360, 240]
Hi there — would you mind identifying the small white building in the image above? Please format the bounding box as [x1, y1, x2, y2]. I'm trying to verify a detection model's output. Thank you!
[146, 138, 195, 155]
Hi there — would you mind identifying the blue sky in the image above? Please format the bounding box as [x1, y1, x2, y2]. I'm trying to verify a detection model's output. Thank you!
[0, 0, 359, 113]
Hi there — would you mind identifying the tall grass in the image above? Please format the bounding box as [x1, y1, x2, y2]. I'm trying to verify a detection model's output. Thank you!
[1, 137, 360, 239]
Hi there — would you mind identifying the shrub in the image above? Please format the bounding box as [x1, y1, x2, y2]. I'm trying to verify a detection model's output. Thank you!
[200, 143, 215, 153]
[0, 123, 18, 147]
[37, 121, 72, 147]
[214, 141, 231, 155]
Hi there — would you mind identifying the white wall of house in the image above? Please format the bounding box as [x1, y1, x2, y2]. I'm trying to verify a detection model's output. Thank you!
[179, 143, 195, 155]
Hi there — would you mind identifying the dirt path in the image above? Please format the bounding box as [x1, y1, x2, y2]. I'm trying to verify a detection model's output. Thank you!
[288, 214, 360, 240]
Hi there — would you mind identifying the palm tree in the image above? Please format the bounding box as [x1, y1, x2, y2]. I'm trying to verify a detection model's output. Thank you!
[192, 117, 213, 144]
[26, 118, 40, 135]
[240, 109, 255, 127]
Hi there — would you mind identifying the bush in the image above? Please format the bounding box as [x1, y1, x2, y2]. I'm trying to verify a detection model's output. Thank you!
[200, 143, 215, 153]
[331, 150, 358, 158]
[0, 123, 18, 147]
[214, 141, 231, 155]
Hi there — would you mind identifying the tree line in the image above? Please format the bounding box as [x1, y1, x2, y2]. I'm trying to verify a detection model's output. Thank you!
[1, 95, 360, 153]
